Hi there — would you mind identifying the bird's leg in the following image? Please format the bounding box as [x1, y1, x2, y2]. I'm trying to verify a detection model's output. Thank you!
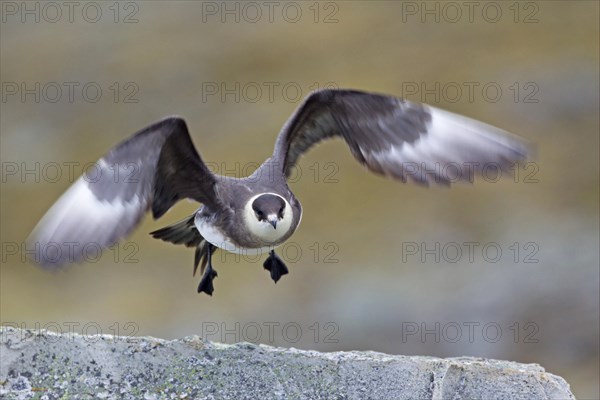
[197, 244, 218, 295]
[263, 250, 289, 283]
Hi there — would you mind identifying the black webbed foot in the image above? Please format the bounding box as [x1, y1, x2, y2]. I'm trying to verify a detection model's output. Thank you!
[263, 250, 288, 283]
[197, 244, 218, 295]
[197, 266, 218, 295]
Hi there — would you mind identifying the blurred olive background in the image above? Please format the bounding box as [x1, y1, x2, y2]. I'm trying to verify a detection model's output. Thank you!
[1, 1, 598, 398]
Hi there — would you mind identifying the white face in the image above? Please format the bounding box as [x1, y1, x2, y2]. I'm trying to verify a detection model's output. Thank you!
[243, 193, 293, 244]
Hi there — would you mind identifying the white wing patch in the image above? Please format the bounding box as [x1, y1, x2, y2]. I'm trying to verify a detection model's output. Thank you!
[27, 177, 144, 266]
[363, 106, 528, 185]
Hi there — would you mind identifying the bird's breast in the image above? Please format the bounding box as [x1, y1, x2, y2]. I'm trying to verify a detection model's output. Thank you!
[195, 213, 294, 255]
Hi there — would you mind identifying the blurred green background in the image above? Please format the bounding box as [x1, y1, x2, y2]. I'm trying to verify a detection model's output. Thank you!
[1, 1, 598, 398]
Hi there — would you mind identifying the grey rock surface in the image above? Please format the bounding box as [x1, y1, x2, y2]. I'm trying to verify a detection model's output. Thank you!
[0, 327, 574, 400]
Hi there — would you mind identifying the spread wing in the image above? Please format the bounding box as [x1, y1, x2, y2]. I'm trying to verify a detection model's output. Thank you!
[272, 89, 529, 184]
[27, 117, 218, 267]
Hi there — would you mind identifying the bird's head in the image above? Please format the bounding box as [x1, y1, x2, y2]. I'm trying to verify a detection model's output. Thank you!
[244, 192, 295, 243]
[252, 194, 286, 229]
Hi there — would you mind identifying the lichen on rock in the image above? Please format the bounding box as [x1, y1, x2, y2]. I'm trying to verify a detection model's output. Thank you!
[0, 327, 575, 400]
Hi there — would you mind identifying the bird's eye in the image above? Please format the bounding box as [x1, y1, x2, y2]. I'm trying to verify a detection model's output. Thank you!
[256, 210, 264, 218]
[279, 207, 284, 214]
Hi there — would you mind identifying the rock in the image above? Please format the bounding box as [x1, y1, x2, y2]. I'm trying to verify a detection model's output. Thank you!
[0, 327, 574, 400]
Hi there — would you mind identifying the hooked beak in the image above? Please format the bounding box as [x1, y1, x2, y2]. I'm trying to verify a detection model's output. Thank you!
[267, 215, 278, 229]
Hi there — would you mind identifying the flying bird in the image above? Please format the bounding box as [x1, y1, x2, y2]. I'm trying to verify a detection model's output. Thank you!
[28, 89, 529, 295]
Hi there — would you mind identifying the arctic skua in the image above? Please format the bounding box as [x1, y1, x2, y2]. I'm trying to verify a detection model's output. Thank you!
[27, 89, 529, 295]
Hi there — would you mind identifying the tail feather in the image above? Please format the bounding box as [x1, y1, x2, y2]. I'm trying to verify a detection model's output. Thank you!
[150, 215, 203, 248]
[151, 215, 216, 276]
